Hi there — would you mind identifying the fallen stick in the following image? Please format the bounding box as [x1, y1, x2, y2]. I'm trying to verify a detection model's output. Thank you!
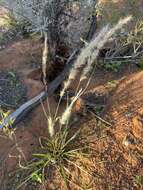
[0, 50, 78, 128]
[0, 8, 97, 129]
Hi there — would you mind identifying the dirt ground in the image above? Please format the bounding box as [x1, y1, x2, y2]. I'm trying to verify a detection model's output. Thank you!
[0, 39, 142, 189]
[0, 1, 143, 189]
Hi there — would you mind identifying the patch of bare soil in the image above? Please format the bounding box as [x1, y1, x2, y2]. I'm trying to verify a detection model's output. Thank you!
[0, 38, 42, 71]
[105, 71, 143, 166]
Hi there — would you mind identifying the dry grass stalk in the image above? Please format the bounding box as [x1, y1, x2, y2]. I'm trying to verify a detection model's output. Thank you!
[60, 89, 82, 125]
[60, 16, 132, 96]
[42, 31, 48, 89]
[81, 16, 132, 79]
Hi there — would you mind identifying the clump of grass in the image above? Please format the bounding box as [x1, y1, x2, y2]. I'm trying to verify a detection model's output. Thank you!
[18, 16, 132, 189]
[104, 61, 122, 72]
[18, 88, 89, 188]
[134, 175, 143, 188]
[0, 109, 15, 140]
[106, 80, 118, 89]
[18, 121, 88, 189]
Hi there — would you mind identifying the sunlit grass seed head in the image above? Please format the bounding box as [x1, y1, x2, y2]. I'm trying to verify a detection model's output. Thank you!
[47, 116, 55, 138]
[60, 16, 132, 96]
[60, 89, 82, 125]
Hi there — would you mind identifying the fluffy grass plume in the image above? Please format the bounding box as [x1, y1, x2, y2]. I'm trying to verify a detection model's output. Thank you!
[60, 16, 132, 96]
[47, 116, 55, 137]
[60, 89, 82, 125]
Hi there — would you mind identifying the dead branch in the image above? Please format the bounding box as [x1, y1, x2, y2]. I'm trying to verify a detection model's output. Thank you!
[0, 5, 97, 129]
[0, 50, 78, 128]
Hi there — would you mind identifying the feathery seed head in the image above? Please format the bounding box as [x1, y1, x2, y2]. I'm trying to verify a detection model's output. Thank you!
[60, 89, 82, 125]
[61, 16, 132, 92]
[47, 116, 55, 137]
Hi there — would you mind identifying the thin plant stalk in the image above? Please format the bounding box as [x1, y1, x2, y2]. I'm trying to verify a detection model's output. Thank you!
[46, 97, 52, 118]
[42, 31, 48, 90]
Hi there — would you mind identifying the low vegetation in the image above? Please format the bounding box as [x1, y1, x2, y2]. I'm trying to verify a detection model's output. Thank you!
[0, 1, 143, 190]
[0, 16, 133, 189]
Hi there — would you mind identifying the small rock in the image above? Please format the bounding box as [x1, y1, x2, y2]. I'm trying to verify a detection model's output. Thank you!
[122, 135, 136, 146]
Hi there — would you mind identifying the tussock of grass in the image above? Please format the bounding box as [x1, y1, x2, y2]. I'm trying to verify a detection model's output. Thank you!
[18, 126, 88, 189]
[0, 16, 132, 189]
[17, 16, 132, 189]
